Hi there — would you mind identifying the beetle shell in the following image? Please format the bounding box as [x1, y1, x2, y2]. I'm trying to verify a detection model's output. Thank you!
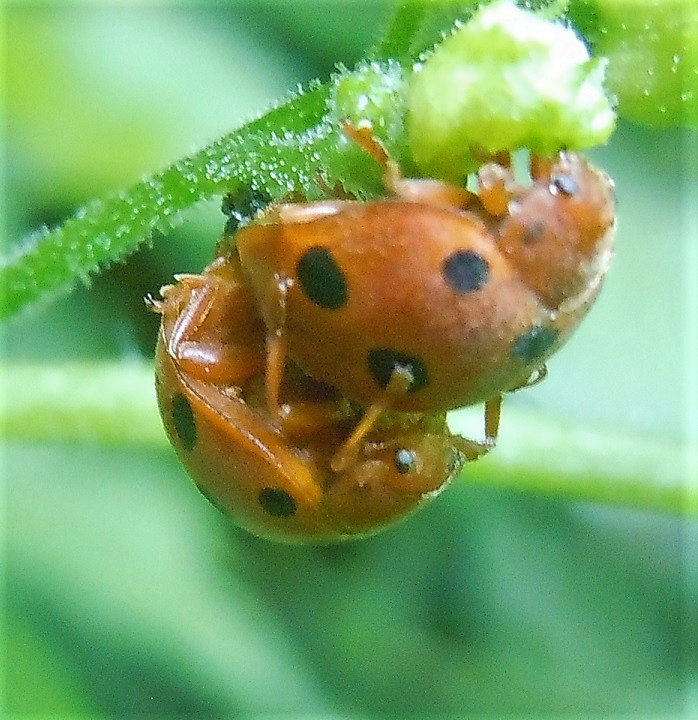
[153, 255, 468, 543]
[236, 150, 615, 412]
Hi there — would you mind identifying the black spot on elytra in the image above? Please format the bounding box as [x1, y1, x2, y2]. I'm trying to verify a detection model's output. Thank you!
[296, 246, 348, 310]
[442, 249, 489, 293]
[171, 394, 196, 451]
[367, 349, 429, 393]
[512, 325, 559, 363]
[259, 487, 297, 517]
[394, 448, 416, 474]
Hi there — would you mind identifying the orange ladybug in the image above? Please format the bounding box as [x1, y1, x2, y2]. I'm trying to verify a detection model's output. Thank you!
[150, 254, 487, 543]
[150, 124, 615, 542]
[237, 125, 615, 453]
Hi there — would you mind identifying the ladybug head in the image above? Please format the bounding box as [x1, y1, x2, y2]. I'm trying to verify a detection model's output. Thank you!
[497, 151, 616, 312]
[319, 421, 465, 537]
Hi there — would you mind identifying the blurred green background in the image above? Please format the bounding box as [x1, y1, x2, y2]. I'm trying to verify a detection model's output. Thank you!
[2, 2, 697, 717]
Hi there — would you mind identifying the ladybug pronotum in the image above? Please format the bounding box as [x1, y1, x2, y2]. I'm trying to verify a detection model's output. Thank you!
[150, 124, 615, 543]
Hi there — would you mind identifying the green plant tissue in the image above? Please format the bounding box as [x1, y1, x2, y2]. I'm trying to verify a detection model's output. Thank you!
[408, 1, 616, 181]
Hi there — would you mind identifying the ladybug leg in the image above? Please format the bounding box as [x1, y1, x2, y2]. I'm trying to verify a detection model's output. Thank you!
[476, 153, 516, 217]
[152, 263, 264, 385]
[450, 395, 502, 462]
[341, 121, 391, 166]
[342, 122, 474, 209]
[165, 277, 217, 357]
[265, 329, 286, 417]
[330, 366, 414, 473]
[485, 394, 502, 441]
[529, 153, 554, 182]
[262, 273, 292, 419]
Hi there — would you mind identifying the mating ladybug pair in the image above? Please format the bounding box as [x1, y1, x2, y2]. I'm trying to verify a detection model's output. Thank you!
[149, 125, 616, 543]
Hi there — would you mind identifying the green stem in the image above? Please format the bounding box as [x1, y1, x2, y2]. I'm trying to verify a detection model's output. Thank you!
[3, 2, 692, 320]
[0, 85, 331, 321]
[371, 1, 428, 62]
[3, 362, 695, 517]
[450, 410, 697, 517]
[1, 362, 165, 448]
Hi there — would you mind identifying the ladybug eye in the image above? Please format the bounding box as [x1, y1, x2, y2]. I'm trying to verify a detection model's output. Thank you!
[550, 173, 579, 197]
[393, 448, 416, 474]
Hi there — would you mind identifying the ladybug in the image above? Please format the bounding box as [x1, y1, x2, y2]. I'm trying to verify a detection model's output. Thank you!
[150, 254, 487, 543]
[150, 124, 615, 542]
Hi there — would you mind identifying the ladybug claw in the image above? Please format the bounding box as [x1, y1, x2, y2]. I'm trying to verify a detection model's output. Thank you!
[144, 293, 163, 313]
[453, 436, 495, 462]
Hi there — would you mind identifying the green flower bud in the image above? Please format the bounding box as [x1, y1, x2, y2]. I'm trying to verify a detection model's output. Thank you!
[330, 60, 406, 148]
[408, 1, 616, 182]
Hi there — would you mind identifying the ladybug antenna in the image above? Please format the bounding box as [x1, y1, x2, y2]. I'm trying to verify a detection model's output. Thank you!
[330, 366, 413, 473]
